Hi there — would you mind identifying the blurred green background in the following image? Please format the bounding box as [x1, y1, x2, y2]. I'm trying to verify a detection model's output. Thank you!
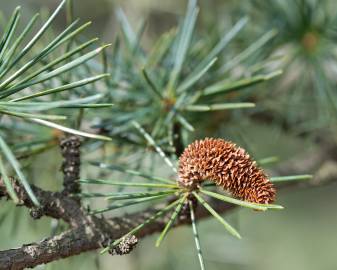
[1, 1, 337, 270]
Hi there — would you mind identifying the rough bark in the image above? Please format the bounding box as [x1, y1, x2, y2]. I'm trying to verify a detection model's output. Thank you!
[59, 136, 81, 196]
[0, 141, 336, 269]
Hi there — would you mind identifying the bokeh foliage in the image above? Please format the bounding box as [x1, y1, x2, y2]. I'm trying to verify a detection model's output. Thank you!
[0, 1, 337, 270]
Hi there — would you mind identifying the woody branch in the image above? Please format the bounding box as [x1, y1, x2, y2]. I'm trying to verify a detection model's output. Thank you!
[0, 141, 336, 270]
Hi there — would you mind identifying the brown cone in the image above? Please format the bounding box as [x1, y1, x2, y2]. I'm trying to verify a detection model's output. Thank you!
[178, 138, 276, 204]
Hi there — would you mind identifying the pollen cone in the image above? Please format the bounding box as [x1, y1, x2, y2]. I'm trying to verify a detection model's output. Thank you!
[178, 138, 276, 204]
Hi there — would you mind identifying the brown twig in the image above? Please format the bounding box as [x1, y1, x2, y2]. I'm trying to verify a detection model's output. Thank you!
[0, 141, 336, 269]
[59, 136, 82, 196]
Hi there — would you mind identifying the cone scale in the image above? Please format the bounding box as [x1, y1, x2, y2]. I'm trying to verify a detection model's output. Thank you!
[178, 138, 276, 204]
